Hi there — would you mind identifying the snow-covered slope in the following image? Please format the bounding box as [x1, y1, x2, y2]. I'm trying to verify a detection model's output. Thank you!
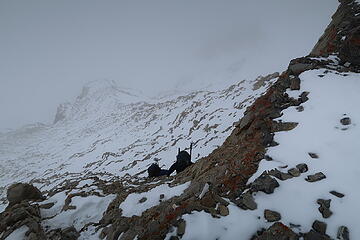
[0, 74, 277, 210]
[177, 60, 360, 239]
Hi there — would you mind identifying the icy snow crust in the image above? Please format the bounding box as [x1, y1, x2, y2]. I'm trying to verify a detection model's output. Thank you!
[176, 69, 360, 239]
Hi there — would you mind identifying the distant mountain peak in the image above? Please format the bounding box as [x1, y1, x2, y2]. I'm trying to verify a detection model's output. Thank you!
[54, 79, 146, 124]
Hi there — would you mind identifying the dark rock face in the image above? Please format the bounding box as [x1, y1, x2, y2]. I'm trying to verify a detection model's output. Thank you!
[7, 183, 45, 206]
[252, 222, 299, 240]
[251, 174, 280, 194]
[339, 26, 360, 65]
[311, 0, 360, 66]
[264, 209, 281, 222]
[306, 172, 326, 182]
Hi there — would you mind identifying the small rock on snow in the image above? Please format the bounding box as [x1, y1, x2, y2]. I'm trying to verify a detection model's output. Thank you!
[312, 220, 327, 235]
[306, 172, 326, 182]
[340, 117, 351, 125]
[288, 168, 301, 177]
[329, 190, 345, 198]
[264, 209, 281, 222]
[337, 226, 350, 240]
[296, 163, 308, 173]
[308, 152, 319, 159]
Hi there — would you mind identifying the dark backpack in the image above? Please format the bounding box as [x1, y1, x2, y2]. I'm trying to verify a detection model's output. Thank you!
[148, 163, 161, 177]
[176, 150, 191, 165]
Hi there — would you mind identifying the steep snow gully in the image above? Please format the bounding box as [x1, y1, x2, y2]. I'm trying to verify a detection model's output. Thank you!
[1, 0, 360, 239]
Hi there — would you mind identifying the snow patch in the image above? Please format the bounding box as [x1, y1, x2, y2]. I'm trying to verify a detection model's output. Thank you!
[120, 182, 190, 217]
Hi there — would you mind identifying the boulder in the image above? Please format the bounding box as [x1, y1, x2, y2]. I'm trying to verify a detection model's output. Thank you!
[218, 205, 229, 216]
[329, 190, 345, 198]
[299, 92, 309, 103]
[7, 183, 45, 206]
[264, 209, 281, 222]
[268, 169, 293, 181]
[304, 230, 330, 240]
[235, 192, 257, 210]
[312, 220, 327, 235]
[337, 226, 349, 240]
[177, 220, 186, 236]
[306, 172, 326, 182]
[317, 199, 333, 218]
[289, 63, 313, 75]
[296, 163, 308, 173]
[290, 77, 301, 90]
[253, 222, 299, 240]
[251, 174, 280, 194]
[62, 226, 80, 240]
[288, 168, 301, 177]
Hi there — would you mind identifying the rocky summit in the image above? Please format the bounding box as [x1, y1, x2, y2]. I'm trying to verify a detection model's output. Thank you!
[0, 0, 360, 239]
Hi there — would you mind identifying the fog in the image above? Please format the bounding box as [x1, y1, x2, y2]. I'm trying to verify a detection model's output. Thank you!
[0, 0, 338, 131]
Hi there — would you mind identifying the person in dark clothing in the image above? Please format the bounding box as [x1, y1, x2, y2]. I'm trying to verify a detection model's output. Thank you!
[148, 144, 194, 178]
[167, 150, 193, 175]
[147, 163, 169, 177]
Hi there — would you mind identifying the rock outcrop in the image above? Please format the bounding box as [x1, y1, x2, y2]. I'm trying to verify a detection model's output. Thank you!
[6, 183, 45, 207]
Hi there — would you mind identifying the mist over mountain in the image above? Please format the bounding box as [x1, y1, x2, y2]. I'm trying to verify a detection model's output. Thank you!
[0, 0, 338, 131]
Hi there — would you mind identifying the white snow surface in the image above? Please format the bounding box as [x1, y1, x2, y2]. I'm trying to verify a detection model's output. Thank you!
[120, 181, 190, 217]
[41, 191, 116, 238]
[173, 69, 360, 239]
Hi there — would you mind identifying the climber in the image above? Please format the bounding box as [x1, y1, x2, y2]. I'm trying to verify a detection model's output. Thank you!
[167, 143, 193, 175]
[147, 143, 194, 177]
[147, 163, 169, 177]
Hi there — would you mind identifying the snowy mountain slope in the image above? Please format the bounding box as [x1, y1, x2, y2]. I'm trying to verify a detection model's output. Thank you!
[1, 1, 359, 239]
[176, 59, 360, 240]
[0, 73, 278, 209]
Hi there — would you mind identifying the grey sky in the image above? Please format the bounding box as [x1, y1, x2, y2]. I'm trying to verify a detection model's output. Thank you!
[0, 0, 338, 131]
